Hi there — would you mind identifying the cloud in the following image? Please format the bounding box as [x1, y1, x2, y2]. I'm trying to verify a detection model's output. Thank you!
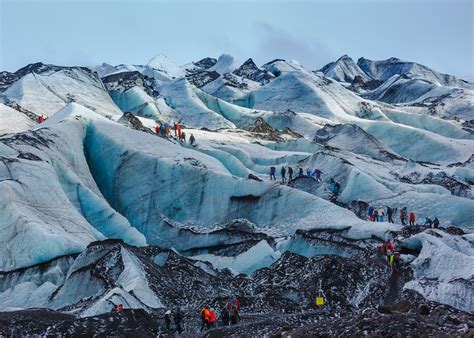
[251, 22, 334, 69]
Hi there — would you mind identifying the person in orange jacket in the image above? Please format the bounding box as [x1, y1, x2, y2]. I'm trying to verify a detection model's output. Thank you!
[409, 212, 416, 226]
[200, 306, 211, 331]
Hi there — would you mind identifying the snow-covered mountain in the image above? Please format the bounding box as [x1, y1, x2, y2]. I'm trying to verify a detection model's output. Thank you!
[319, 55, 372, 83]
[0, 53, 473, 335]
[319, 56, 474, 120]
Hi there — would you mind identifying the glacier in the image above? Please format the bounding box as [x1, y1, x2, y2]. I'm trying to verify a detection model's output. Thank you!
[0, 52, 473, 333]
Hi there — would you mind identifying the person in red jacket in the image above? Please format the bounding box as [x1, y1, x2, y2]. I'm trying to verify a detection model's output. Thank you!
[39, 114, 48, 123]
[174, 122, 179, 137]
[409, 212, 416, 226]
[385, 240, 395, 253]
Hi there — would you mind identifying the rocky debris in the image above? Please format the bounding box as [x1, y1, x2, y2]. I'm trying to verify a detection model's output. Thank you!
[102, 71, 157, 97]
[0, 308, 163, 337]
[275, 304, 473, 337]
[244, 117, 301, 142]
[233, 58, 274, 84]
[1, 231, 472, 336]
[246, 117, 278, 134]
[0, 71, 18, 92]
[3, 100, 40, 123]
[349, 74, 383, 92]
[118, 112, 154, 134]
[186, 70, 220, 88]
[221, 72, 250, 89]
[193, 57, 218, 70]
[348, 200, 370, 220]
[461, 120, 474, 134]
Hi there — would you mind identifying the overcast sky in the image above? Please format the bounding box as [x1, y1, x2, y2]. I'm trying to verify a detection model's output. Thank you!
[1, 0, 473, 78]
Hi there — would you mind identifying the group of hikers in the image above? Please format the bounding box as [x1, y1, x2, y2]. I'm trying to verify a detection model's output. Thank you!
[378, 239, 401, 272]
[110, 294, 241, 333]
[269, 166, 340, 202]
[200, 294, 241, 331]
[367, 205, 440, 228]
[154, 120, 195, 146]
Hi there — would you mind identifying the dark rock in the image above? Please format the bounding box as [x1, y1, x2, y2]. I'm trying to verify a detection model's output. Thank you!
[378, 306, 392, 314]
[233, 58, 274, 84]
[185, 70, 220, 88]
[117, 112, 154, 134]
[248, 173, 263, 182]
[418, 303, 430, 316]
[102, 71, 157, 97]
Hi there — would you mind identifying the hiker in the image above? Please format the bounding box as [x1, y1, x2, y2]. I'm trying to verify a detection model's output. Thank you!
[219, 306, 230, 327]
[424, 217, 433, 227]
[368, 206, 374, 222]
[39, 114, 48, 123]
[299, 167, 304, 177]
[388, 251, 395, 271]
[329, 178, 341, 197]
[189, 133, 196, 146]
[270, 166, 276, 180]
[208, 309, 218, 328]
[409, 212, 416, 226]
[378, 207, 385, 222]
[174, 121, 179, 137]
[174, 308, 184, 333]
[373, 208, 379, 221]
[386, 206, 396, 223]
[378, 241, 386, 260]
[281, 166, 287, 182]
[400, 207, 407, 226]
[288, 166, 294, 180]
[227, 294, 241, 325]
[155, 124, 161, 134]
[306, 168, 312, 177]
[393, 251, 401, 272]
[433, 217, 440, 228]
[164, 310, 172, 331]
[200, 306, 211, 331]
[385, 240, 395, 268]
[179, 131, 186, 142]
[111, 303, 123, 312]
[312, 169, 323, 183]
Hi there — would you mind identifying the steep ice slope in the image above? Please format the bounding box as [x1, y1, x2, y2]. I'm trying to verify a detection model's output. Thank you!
[0, 108, 146, 271]
[159, 78, 236, 128]
[320, 55, 372, 83]
[358, 120, 474, 164]
[357, 57, 472, 88]
[0, 103, 36, 135]
[84, 119, 392, 246]
[3, 68, 123, 118]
